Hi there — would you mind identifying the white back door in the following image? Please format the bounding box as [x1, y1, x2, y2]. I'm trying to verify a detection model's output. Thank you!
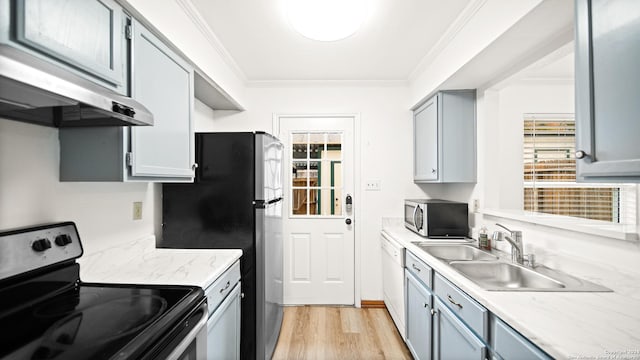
[278, 115, 355, 305]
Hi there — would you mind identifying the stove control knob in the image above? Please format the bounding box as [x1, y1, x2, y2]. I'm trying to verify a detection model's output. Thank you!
[55, 234, 72, 246]
[32, 238, 52, 252]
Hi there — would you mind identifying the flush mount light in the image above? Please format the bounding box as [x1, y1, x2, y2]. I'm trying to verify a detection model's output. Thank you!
[286, 0, 368, 42]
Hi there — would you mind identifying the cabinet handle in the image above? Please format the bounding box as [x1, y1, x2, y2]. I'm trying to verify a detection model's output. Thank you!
[430, 308, 435, 316]
[431, 168, 437, 174]
[219, 280, 231, 294]
[192, 163, 199, 170]
[575, 150, 590, 160]
[447, 294, 463, 309]
[412, 264, 421, 272]
[423, 303, 429, 308]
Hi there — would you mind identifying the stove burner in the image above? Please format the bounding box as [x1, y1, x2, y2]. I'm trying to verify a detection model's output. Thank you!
[31, 295, 167, 359]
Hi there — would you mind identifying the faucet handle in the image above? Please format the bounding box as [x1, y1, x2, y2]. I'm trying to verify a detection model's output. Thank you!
[523, 253, 535, 268]
[491, 231, 504, 242]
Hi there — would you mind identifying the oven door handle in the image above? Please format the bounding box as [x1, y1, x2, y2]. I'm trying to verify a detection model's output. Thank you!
[166, 310, 208, 360]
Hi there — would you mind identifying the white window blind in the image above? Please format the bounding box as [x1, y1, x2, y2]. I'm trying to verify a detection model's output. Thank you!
[523, 114, 637, 224]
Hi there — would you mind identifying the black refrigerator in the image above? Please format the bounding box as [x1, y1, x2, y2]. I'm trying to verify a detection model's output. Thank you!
[160, 132, 284, 360]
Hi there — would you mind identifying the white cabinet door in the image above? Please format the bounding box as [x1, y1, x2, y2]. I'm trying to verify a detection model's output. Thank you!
[130, 19, 194, 179]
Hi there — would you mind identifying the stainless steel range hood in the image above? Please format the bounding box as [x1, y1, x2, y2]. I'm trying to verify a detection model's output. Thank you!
[0, 45, 153, 127]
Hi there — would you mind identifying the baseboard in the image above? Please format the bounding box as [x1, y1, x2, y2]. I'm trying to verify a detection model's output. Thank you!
[361, 300, 386, 309]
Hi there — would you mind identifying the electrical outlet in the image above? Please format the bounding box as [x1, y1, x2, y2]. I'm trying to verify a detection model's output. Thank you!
[365, 179, 381, 191]
[133, 202, 143, 220]
[473, 199, 479, 213]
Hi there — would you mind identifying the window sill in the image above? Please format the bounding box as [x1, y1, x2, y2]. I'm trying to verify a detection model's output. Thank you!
[482, 209, 639, 242]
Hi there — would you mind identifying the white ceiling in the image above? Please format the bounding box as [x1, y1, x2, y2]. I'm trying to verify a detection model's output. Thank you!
[190, 0, 474, 82]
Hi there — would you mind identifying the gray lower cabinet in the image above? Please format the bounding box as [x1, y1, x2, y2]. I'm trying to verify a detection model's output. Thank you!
[433, 297, 487, 360]
[413, 90, 476, 183]
[0, 0, 128, 94]
[59, 19, 195, 182]
[207, 282, 242, 360]
[492, 317, 551, 360]
[575, 0, 640, 181]
[405, 269, 433, 360]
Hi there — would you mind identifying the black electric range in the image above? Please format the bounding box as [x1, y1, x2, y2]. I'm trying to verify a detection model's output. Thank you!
[0, 222, 207, 360]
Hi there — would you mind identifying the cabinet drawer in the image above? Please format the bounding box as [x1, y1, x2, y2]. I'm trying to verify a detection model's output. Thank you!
[406, 251, 432, 289]
[206, 261, 241, 317]
[434, 273, 488, 340]
[493, 317, 551, 360]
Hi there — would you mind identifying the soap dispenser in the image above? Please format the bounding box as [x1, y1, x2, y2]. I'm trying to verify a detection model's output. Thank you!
[478, 226, 491, 250]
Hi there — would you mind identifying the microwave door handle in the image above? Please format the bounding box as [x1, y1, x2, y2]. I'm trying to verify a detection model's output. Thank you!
[412, 205, 419, 230]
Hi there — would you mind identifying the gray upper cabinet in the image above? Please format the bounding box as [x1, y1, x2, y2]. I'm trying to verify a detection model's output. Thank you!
[59, 20, 195, 182]
[129, 19, 194, 179]
[0, 0, 128, 94]
[413, 90, 476, 183]
[575, 0, 640, 181]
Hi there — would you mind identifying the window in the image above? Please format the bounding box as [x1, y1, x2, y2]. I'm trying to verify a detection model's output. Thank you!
[290, 132, 343, 216]
[523, 114, 636, 224]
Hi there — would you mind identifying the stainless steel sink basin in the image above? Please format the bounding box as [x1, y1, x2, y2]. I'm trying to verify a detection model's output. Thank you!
[417, 244, 499, 261]
[450, 261, 566, 290]
[449, 261, 612, 292]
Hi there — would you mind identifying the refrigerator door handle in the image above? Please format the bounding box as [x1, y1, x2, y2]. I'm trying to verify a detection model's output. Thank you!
[254, 197, 283, 208]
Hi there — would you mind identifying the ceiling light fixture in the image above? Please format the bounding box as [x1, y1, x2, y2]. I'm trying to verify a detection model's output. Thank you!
[286, 0, 368, 42]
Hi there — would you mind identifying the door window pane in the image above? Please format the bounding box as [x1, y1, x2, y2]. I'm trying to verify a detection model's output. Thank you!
[292, 133, 308, 159]
[290, 132, 344, 217]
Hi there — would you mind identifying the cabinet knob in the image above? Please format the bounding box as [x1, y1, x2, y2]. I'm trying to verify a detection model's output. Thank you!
[575, 150, 590, 160]
[431, 168, 437, 174]
[191, 163, 198, 171]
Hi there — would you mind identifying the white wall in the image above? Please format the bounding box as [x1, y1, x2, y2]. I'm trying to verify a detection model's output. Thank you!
[196, 85, 438, 299]
[493, 81, 575, 210]
[0, 119, 157, 253]
[409, 0, 543, 107]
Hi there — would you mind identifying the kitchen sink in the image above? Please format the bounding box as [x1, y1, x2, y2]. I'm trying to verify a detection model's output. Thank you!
[417, 244, 499, 262]
[449, 261, 612, 292]
[449, 261, 566, 290]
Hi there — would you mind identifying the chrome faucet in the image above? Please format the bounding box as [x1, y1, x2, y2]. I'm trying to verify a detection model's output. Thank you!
[492, 223, 524, 265]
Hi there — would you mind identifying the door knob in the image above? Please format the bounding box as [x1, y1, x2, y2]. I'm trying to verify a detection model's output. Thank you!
[345, 218, 352, 225]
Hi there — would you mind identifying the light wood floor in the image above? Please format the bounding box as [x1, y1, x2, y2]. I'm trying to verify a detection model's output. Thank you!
[272, 306, 413, 360]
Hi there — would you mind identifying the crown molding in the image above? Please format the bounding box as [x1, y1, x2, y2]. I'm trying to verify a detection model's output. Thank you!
[246, 79, 410, 88]
[174, 0, 248, 83]
[408, 0, 488, 81]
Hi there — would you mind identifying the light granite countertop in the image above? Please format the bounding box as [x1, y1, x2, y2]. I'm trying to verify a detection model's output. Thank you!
[78, 235, 242, 290]
[382, 224, 640, 360]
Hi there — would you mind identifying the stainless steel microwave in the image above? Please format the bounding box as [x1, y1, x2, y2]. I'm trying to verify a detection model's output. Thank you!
[404, 199, 469, 238]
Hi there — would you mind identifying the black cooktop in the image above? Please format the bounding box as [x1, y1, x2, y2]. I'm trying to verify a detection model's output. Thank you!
[0, 263, 203, 360]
